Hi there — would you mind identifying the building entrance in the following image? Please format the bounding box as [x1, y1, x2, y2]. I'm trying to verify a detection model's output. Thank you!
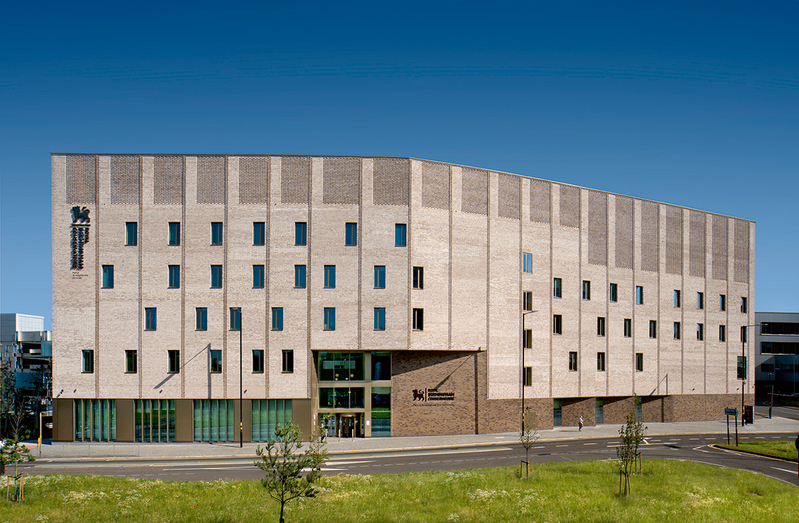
[335, 413, 364, 438]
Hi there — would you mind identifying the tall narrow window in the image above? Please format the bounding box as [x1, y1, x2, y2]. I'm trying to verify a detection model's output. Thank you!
[412, 308, 424, 331]
[295, 222, 307, 246]
[697, 323, 704, 341]
[737, 356, 746, 379]
[168, 265, 180, 288]
[252, 350, 264, 373]
[253, 222, 265, 246]
[102, 265, 114, 288]
[597, 352, 606, 372]
[523, 329, 532, 349]
[568, 352, 578, 371]
[210, 350, 222, 373]
[741, 297, 748, 313]
[272, 307, 283, 331]
[168, 222, 181, 246]
[609, 283, 618, 303]
[324, 265, 336, 288]
[523, 291, 533, 311]
[82, 350, 94, 373]
[374, 265, 386, 289]
[697, 292, 704, 310]
[230, 308, 241, 331]
[253, 265, 265, 288]
[523, 367, 532, 387]
[553, 278, 562, 298]
[211, 222, 223, 245]
[553, 314, 562, 335]
[168, 350, 180, 373]
[719, 324, 726, 342]
[125, 350, 137, 373]
[374, 307, 386, 331]
[196, 307, 207, 331]
[624, 318, 632, 338]
[282, 350, 294, 373]
[345, 222, 357, 246]
[674, 290, 681, 307]
[523, 253, 533, 273]
[741, 325, 748, 343]
[395, 224, 407, 247]
[413, 267, 424, 289]
[582, 280, 591, 300]
[719, 294, 726, 312]
[125, 222, 138, 246]
[636, 286, 644, 304]
[295, 265, 306, 288]
[324, 308, 336, 331]
[597, 317, 606, 337]
[649, 320, 657, 339]
[673, 322, 681, 340]
[211, 265, 223, 288]
[145, 308, 157, 330]
[636, 353, 644, 372]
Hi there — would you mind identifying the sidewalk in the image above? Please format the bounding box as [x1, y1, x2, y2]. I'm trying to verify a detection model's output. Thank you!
[29, 412, 799, 461]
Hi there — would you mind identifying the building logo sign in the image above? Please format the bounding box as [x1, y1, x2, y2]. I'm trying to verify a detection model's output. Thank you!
[70, 206, 91, 271]
[412, 388, 455, 404]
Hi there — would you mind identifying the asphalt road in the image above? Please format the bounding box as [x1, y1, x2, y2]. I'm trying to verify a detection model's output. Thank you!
[18, 432, 799, 486]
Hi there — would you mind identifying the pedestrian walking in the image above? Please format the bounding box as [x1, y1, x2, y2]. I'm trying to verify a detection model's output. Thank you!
[578, 415, 584, 432]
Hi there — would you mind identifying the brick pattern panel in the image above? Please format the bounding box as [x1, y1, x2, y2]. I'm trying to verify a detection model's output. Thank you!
[559, 185, 580, 228]
[712, 215, 728, 280]
[281, 156, 311, 204]
[66, 155, 97, 204]
[422, 161, 450, 210]
[153, 156, 183, 204]
[665, 207, 683, 275]
[110, 156, 140, 204]
[640, 201, 659, 272]
[197, 156, 226, 204]
[498, 173, 520, 220]
[529, 179, 551, 224]
[588, 191, 608, 266]
[323, 157, 360, 204]
[602, 396, 636, 424]
[734, 219, 749, 283]
[239, 156, 269, 204]
[461, 168, 488, 215]
[562, 397, 596, 427]
[689, 210, 706, 278]
[665, 393, 753, 422]
[373, 158, 409, 206]
[615, 196, 633, 269]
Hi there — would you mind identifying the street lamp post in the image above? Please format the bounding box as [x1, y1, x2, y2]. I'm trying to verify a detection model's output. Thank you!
[239, 308, 243, 448]
[521, 309, 538, 432]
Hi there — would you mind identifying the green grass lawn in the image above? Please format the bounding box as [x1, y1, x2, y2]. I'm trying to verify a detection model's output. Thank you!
[717, 440, 798, 461]
[2, 460, 797, 522]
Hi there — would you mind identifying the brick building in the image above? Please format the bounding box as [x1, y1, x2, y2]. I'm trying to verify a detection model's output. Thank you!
[51, 154, 755, 442]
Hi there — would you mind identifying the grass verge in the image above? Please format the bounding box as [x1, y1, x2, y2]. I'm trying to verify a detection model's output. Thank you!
[1, 460, 797, 522]
[717, 440, 798, 461]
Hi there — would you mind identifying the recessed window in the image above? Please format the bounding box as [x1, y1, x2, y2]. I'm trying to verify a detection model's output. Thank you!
[102, 265, 114, 289]
[272, 307, 283, 331]
[125, 222, 138, 246]
[412, 308, 424, 331]
[324, 307, 336, 331]
[523, 366, 532, 387]
[523, 253, 533, 274]
[125, 350, 137, 374]
[374, 307, 386, 331]
[345, 222, 357, 246]
[697, 323, 704, 341]
[635, 286, 644, 305]
[253, 222, 266, 246]
[568, 351, 578, 371]
[609, 283, 618, 303]
[697, 292, 704, 310]
[413, 267, 424, 289]
[741, 325, 748, 343]
[523, 329, 532, 349]
[674, 290, 681, 308]
[719, 294, 726, 312]
[230, 308, 241, 331]
[324, 265, 336, 288]
[624, 318, 632, 338]
[582, 280, 591, 300]
[211, 265, 223, 288]
[395, 224, 407, 247]
[597, 317, 606, 337]
[295, 222, 307, 246]
[145, 307, 157, 330]
[282, 350, 294, 373]
[168, 265, 180, 288]
[741, 297, 748, 313]
[635, 353, 643, 372]
[719, 324, 726, 342]
[168, 350, 180, 373]
[553, 314, 562, 335]
[649, 320, 657, 339]
[374, 265, 386, 289]
[211, 222, 223, 245]
[523, 291, 533, 312]
[597, 352, 606, 372]
[553, 278, 562, 298]
[82, 350, 94, 373]
[253, 265, 265, 288]
[196, 307, 208, 331]
[210, 350, 222, 373]
[673, 322, 681, 340]
[168, 222, 181, 246]
[294, 265, 306, 288]
[737, 356, 746, 379]
[252, 350, 264, 373]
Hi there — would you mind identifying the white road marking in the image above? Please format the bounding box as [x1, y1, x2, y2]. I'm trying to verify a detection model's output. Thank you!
[583, 442, 597, 446]
[771, 467, 796, 474]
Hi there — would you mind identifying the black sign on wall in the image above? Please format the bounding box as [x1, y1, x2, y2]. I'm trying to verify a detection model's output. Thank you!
[70, 206, 91, 270]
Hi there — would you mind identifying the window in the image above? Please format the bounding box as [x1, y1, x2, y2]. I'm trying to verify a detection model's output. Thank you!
[168, 350, 180, 373]
[737, 356, 747, 379]
[295, 265, 306, 288]
[253, 222, 265, 246]
[126, 222, 138, 246]
[345, 222, 357, 246]
[597, 317, 606, 337]
[597, 352, 606, 372]
[211, 265, 223, 288]
[295, 222, 307, 246]
[412, 308, 424, 331]
[553, 314, 562, 335]
[413, 267, 424, 289]
[523, 329, 532, 349]
[374, 265, 386, 289]
[252, 350, 264, 373]
[125, 350, 137, 373]
[697, 323, 704, 341]
[523, 291, 533, 311]
[673, 322, 681, 340]
[211, 222, 223, 245]
[282, 350, 294, 373]
[145, 308, 157, 330]
[553, 278, 562, 298]
[169, 222, 181, 246]
[395, 224, 407, 247]
[609, 283, 618, 303]
[741, 297, 748, 313]
[761, 363, 774, 373]
[82, 350, 94, 373]
[636, 353, 643, 372]
[636, 286, 644, 304]
[230, 308, 241, 331]
[102, 265, 114, 288]
[324, 307, 336, 331]
[253, 265, 265, 288]
[324, 265, 336, 288]
[674, 290, 681, 307]
[568, 352, 578, 371]
[697, 292, 704, 310]
[624, 318, 632, 337]
[741, 325, 748, 343]
[523, 366, 532, 387]
[719, 294, 726, 312]
[373, 307, 386, 331]
[168, 265, 180, 288]
[719, 324, 726, 342]
[649, 320, 657, 339]
[196, 307, 207, 331]
[210, 350, 222, 373]
[272, 307, 283, 331]
[523, 253, 533, 273]
[582, 280, 591, 300]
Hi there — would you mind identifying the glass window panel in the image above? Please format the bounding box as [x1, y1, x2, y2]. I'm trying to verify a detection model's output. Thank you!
[202, 399, 210, 442]
[372, 352, 391, 380]
[194, 400, 201, 442]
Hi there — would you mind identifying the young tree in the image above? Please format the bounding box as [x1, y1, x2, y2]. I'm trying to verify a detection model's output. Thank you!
[1, 439, 35, 502]
[254, 421, 327, 523]
[519, 407, 539, 479]
[616, 405, 647, 498]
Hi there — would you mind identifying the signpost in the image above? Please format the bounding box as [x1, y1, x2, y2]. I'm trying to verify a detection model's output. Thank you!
[725, 408, 738, 445]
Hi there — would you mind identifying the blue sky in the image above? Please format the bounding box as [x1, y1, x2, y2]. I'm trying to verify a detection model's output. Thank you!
[1, 1, 797, 328]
